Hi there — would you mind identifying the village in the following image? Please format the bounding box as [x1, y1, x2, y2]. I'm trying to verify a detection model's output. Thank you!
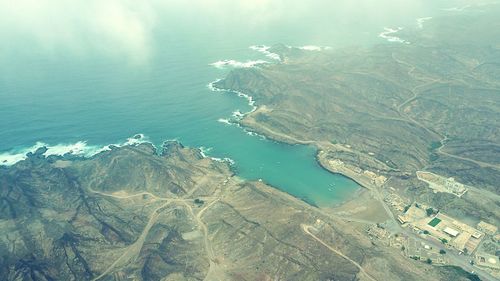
[323, 151, 499, 279]
[380, 188, 499, 278]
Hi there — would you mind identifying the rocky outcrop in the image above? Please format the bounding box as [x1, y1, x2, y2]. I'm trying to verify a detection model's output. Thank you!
[0, 143, 476, 280]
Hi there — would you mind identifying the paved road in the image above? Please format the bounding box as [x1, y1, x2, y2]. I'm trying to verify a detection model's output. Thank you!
[370, 183, 497, 281]
[400, 227, 496, 281]
[342, 167, 497, 281]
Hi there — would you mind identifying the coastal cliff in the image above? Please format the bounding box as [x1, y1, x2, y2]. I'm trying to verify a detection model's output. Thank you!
[0, 141, 474, 280]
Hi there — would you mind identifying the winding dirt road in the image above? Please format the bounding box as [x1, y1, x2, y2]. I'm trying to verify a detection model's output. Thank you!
[301, 224, 378, 281]
[93, 202, 170, 281]
[392, 54, 500, 170]
[88, 176, 222, 281]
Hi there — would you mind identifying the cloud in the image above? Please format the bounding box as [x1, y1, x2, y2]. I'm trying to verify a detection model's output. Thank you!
[0, 0, 455, 63]
[0, 0, 156, 64]
[0, 0, 307, 63]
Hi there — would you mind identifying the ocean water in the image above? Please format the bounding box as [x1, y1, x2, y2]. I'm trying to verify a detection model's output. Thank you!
[0, 0, 463, 206]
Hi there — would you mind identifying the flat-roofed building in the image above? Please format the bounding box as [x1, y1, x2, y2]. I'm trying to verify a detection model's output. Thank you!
[464, 236, 481, 253]
[444, 227, 459, 237]
[452, 232, 471, 251]
[477, 221, 497, 235]
[398, 215, 408, 224]
[471, 231, 483, 239]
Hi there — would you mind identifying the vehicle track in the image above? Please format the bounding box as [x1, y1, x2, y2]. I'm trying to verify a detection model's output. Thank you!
[301, 224, 378, 281]
[392, 54, 500, 170]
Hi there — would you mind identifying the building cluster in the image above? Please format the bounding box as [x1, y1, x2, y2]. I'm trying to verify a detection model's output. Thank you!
[405, 237, 448, 264]
[384, 191, 411, 212]
[399, 205, 484, 254]
[416, 171, 468, 197]
[477, 221, 498, 236]
[362, 170, 387, 187]
[474, 221, 500, 275]
[443, 177, 467, 195]
[475, 252, 500, 271]
[395, 202, 500, 277]
[377, 171, 499, 276]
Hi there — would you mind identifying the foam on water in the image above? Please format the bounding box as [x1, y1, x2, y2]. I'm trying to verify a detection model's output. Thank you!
[208, 79, 257, 113]
[378, 27, 410, 44]
[0, 134, 150, 166]
[198, 146, 235, 165]
[232, 110, 245, 119]
[211, 156, 236, 165]
[43, 141, 92, 157]
[210, 59, 268, 69]
[249, 45, 331, 60]
[213, 43, 333, 122]
[207, 78, 222, 92]
[249, 45, 281, 61]
[198, 146, 212, 158]
[208, 76, 270, 144]
[217, 118, 232, 125]
[211, 44, 334, 122]
[299, 45, 332, 51]
[123, 134, 149, 146]
[236, 92, 257, 111]
[244, 130, 266, 140]
[416, 17, 433, 29]
[0, 142, 47, 166]
[443, 5, 470, 12]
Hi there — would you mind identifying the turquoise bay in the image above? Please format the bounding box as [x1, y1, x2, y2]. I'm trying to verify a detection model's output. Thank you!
[0, 47, 359, 206]
[0, 1, 451, 206]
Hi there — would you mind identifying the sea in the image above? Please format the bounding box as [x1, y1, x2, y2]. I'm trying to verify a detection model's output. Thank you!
[0, 0, 464, 206]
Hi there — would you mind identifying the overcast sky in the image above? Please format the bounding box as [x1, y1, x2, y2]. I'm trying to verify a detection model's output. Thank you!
[0, 0, 476, 63]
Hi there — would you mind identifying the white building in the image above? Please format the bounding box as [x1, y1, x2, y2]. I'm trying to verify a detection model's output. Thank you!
[444, 227, 459, 237]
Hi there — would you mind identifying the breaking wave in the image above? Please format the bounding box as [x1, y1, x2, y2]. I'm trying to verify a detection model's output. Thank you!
[198, 146, 212, 158]
[207, 78, 223, 92]
[416, 17, 433, 29]
[198, 146, 235, 165]
[249, 45, 281, 61]
[249, 44, 331, 59]
[378, 27, 410, 44]
[443, 5, 470, 12]
[232, 110, 245, 119]
[217, 118, 232, 125]
[0, 142, 47, 166]
[210, 59, 268, 69]
[208, 79, 257, 113]
[0, 134, 149, 166]
[298, 45, 331, 51]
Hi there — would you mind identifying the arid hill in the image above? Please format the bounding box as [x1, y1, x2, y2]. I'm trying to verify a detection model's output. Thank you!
[214, 9, 500, 226]
[0, 142, 476, 280]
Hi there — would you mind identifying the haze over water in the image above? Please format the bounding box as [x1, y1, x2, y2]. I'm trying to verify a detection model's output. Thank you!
[0, 0, 464, 206]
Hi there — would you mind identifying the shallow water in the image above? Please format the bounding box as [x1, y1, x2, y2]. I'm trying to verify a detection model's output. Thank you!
[0, 0, 462, 206]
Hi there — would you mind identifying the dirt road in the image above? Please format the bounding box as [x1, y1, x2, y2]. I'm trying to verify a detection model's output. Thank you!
[301, 224, 378, 281]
